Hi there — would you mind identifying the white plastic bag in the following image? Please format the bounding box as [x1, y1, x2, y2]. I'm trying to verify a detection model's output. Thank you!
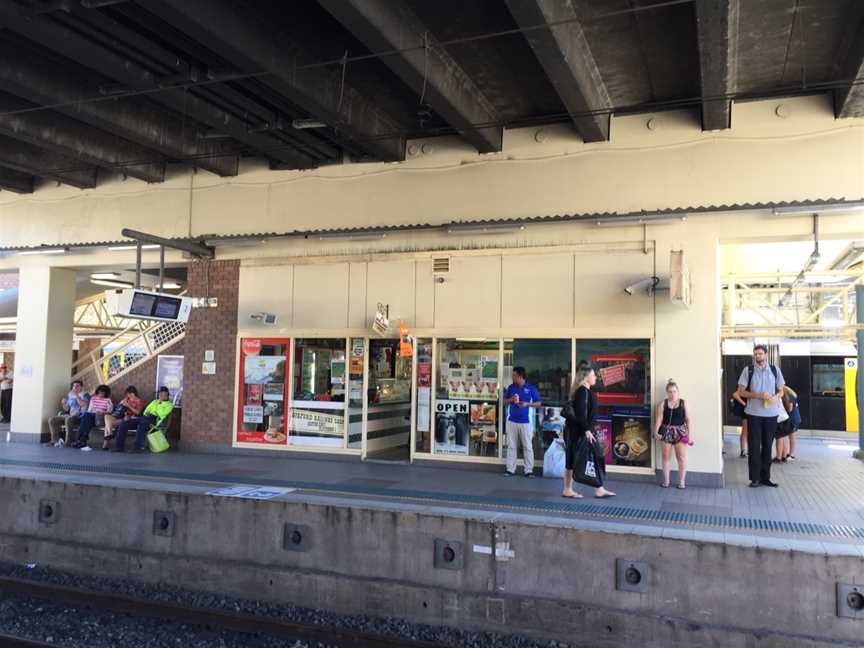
[543, 439, 566, 478]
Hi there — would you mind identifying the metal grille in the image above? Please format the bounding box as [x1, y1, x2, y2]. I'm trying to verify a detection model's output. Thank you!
[2, 458, 862, 541]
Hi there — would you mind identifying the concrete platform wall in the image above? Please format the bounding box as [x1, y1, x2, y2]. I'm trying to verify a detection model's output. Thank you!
[0, 476, 861, 647]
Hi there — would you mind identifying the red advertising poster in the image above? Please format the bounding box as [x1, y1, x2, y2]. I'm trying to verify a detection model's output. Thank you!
[236, 338, 290, 446]
[594, 418, 615, 465]
[591, 354, 646, 405]
[417, 363, 432, 388]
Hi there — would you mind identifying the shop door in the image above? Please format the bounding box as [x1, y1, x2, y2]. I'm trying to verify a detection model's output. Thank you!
[365, 338, 413, 461]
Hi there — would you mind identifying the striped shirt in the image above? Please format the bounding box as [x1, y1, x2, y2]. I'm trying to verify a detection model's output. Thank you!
[88, 396, 113, 414]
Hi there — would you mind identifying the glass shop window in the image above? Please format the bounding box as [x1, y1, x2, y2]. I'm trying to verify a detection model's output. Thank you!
[576, 339, 652, 469]
[434, 338, 500, 457]
[290, 338, 347, 448]
[236, 338, 290, 447]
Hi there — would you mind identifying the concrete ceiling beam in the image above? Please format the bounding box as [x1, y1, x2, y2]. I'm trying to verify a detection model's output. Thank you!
[137, 0, 406, 162]
[0, 41, 238, 177]
[833, 2, 864, 118]
[695, 0, 738, 131]
[0, 92, 165, 183]
[0, 166, 35, 194]
[0, 136, 97, 189]
[0, 4, 315, 170]
[318, 0, 502, 153]
[504, 0, 612, 143]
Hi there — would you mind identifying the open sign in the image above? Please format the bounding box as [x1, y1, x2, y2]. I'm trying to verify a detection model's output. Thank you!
[435, 400, 469, 415]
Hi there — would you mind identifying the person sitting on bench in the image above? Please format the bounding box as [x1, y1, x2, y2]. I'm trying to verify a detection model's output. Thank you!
[72, 384, 114, 450]
[102, 385, 145, 451]
[114, 386, 174, 453]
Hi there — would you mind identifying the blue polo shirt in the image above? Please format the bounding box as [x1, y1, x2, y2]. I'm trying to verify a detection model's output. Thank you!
[504, 382, 541, 424]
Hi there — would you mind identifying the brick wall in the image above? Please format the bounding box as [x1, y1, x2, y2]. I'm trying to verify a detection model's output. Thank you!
[180, 259, 239, 450]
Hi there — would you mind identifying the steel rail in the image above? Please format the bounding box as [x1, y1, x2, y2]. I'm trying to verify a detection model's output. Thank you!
[0, 576, 437, 648]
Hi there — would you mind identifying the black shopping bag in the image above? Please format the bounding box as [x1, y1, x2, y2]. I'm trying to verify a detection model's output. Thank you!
[573, 437, 604, 488]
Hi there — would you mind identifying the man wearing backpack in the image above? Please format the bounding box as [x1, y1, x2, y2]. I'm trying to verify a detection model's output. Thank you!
[736, 345, 785, 488]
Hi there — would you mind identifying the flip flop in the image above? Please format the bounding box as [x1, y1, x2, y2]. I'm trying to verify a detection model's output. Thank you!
[596, 493, 616, 498]
[561, 493, 584, 499]
[677, 484, 686, 490]
[660, 483, 670, 488]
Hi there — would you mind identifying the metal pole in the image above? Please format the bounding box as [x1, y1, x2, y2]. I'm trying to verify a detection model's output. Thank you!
[857, 285, 863, 455]
[158, 245, 165, 293]
[135, 242, 142, 289]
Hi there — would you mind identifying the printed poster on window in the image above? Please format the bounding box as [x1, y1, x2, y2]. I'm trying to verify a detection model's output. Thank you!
[290, 409, 345, 437]
[610, 407, 651, 467]
[237, 338, 290, 447]
[434, 399, 470, 455]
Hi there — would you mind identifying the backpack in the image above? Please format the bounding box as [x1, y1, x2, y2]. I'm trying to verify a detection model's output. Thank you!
[728, 364, 778, 418]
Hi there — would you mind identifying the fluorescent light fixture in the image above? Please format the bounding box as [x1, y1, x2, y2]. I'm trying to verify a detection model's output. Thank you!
[108, 244, 160, 251]
[18, 247, 67, 255]
[829, 242, 864, 270]
[90, 272, 120, 280]
[446, 223, 525, 235]
[158, 281, 182, 289]
[318, 231, 387, 241]
[293, 119, 327, 129]
[91, 278, 133, 288]
[772, 201, 864, 215]
[202, 237, 267, 247]
[596, 215, 687, 227]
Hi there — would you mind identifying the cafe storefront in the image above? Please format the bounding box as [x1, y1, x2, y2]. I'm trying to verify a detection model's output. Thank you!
[233, 331, 655, 476]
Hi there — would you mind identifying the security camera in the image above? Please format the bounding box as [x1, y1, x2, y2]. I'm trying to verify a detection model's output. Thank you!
[624, 276, 660, 296]
[250, 312, 278, 325]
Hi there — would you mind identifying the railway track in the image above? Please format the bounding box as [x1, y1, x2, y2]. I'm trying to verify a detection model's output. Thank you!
[0, 576, 439, 648]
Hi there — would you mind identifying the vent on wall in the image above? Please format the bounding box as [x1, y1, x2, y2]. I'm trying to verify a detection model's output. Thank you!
[433, 257, 450, 274]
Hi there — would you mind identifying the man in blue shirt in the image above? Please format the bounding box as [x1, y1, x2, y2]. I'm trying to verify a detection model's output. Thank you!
[736, 345, 785, 488]
[504, 366, 541, 477]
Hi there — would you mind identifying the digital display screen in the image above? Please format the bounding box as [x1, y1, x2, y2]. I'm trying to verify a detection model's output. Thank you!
[128, 292, 183, 320]
[153, 296, 181, 319]
[129, 293, 157, 317]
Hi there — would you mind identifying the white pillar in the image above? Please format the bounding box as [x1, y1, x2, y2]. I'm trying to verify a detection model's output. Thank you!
[10, 267, 76, 442]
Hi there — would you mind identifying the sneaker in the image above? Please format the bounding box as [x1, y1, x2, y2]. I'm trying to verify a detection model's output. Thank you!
[524, 472, 535, 478]
[748, 481, 761, 488]
[760, 480, 779, 488]
[787, 455, 796, 461]
[739, 450, 746, 458]
[80, 446, 92, 452]
[504, 470, 516, 476]
[53, 439, 65, 448]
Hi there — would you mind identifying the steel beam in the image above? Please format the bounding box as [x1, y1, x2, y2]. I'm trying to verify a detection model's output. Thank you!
[0, 92, 165, 183]
[695, 0, 738, 131]
[121, 229, 213, 259]
[0, 136, 97, 189]
[0, 166, 35, 194]
[0, 42, 238, 177]
[833, 2, 864, 118]
[319, 0, 501, 153]
[504, 0, 612, 142]
[138, 0, 405, 162]
[0, 5, 314, 170]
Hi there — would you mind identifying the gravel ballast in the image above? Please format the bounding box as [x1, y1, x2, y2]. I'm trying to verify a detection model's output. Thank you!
[0, 562, 575, 648]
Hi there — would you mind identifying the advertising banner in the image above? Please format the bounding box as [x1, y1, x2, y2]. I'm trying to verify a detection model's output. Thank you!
[155, 355, 184, 406]
[434, 399, 470, 455]
[236, 338, 290, 447]
[592, 354, 647, 405]
[610, 407, 652, 467]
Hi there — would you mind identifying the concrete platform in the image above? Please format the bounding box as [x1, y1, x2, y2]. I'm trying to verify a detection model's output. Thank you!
[0, 430, 861, 555]
[0, 430, 862, 647]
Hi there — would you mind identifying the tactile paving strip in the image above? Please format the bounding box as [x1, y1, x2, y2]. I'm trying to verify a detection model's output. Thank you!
[2, 457, 863, 540]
